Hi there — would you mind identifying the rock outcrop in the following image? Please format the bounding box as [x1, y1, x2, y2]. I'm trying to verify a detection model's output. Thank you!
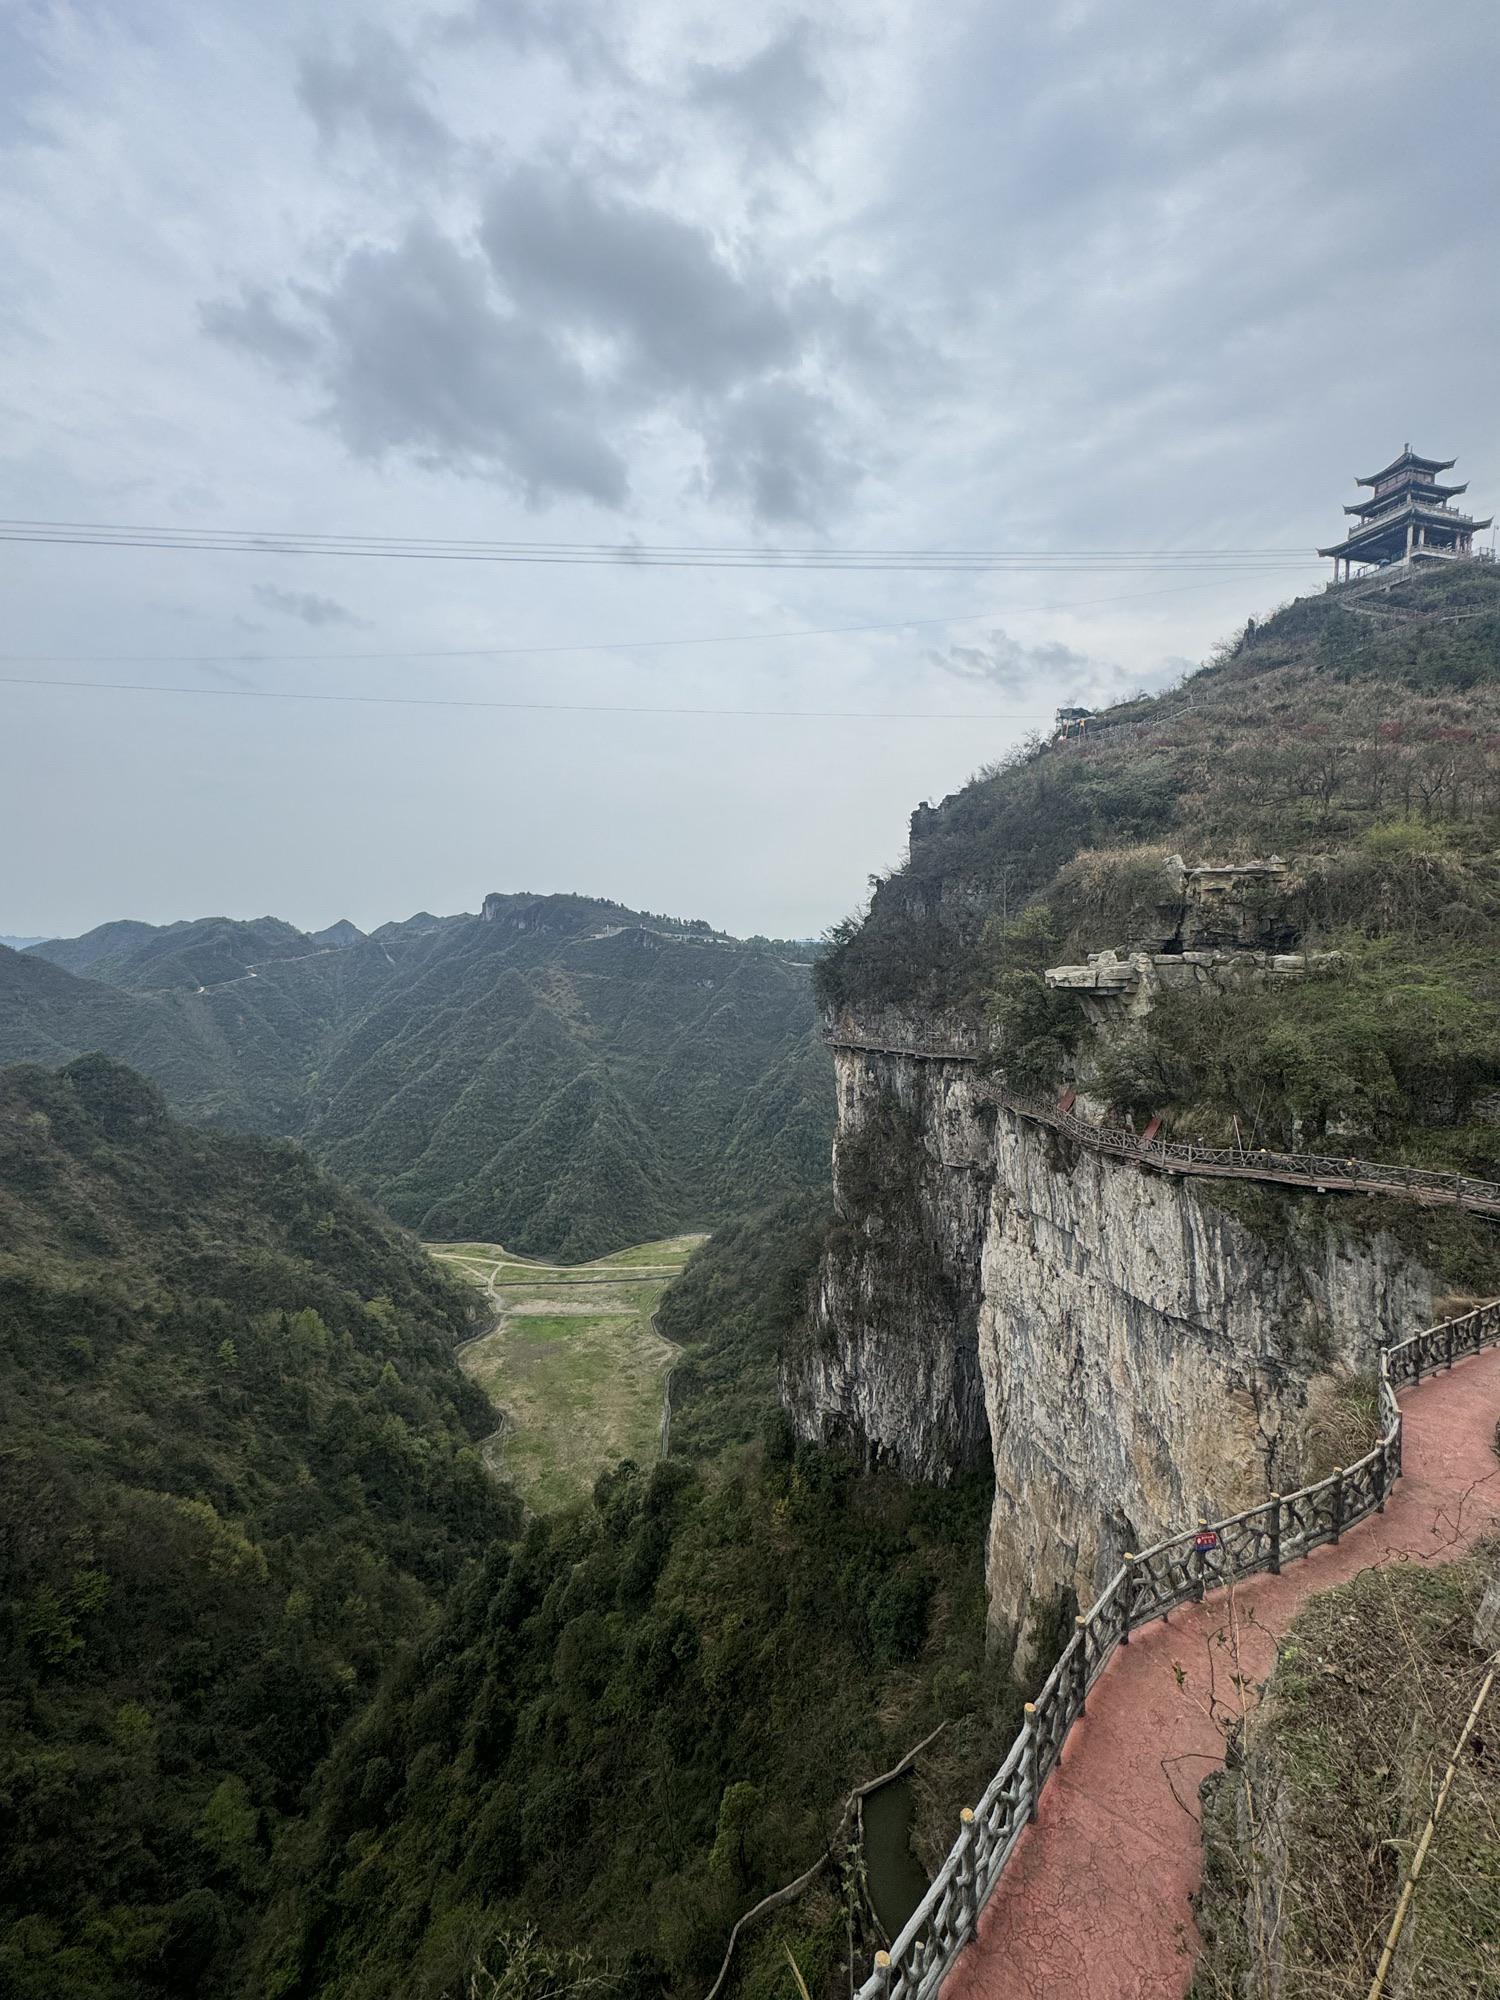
[785, 1027, 1437, 1670]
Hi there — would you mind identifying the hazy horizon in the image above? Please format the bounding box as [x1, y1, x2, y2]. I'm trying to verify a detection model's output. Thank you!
[5, 888, 832, 948]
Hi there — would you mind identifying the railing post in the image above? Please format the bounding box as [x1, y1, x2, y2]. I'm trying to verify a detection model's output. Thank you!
[1445, 1321, 1454, 1370]
[1120, 1555, 1134, 1643]
[1331, 1468, 1344, 1545]
[1074, 1615, 1088, 1715]
[873, 1949, 892, 1999]
[1375, 1438, 1387, 1514]
[1023, 1704, 1040, 1821]
[956, 1807, 978, 1937]
[1267, 1497, 1281, 1575]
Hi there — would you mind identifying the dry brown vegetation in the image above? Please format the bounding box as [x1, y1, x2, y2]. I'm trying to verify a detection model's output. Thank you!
[1192, 1543, 1500, 1999]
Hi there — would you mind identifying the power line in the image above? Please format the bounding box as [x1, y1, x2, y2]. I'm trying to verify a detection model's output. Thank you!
[0, 516, 1321, 573]
[0, 571, 1319, 668]
[0, 515, 1317, 557]
[9, 593, 1484, 721]
[0, 673, 1059, 721]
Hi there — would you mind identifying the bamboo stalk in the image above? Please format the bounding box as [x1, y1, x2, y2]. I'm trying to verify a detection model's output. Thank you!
[1364, 1662, 1496, 2000]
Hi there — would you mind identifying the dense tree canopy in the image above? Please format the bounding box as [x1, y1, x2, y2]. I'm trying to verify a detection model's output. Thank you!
[0, 1056, 517, 2000]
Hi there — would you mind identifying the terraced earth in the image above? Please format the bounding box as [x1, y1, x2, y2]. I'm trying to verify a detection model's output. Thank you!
[429, 1234, 703, 1509]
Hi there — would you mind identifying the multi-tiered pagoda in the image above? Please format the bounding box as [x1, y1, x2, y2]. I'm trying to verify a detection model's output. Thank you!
[1319, 446, 1491, 582]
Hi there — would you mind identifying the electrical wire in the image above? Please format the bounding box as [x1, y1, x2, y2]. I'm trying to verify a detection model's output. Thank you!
[0, 516, 1322, 573]
[6, 595, 1488, 722]
[0, 570, 1318, 668]
[0, 675, 1057, 721]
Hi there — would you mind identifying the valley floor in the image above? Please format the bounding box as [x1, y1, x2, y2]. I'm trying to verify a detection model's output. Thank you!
[429, 1235, 702, 1509]
[943, 1343, 1500, 2000]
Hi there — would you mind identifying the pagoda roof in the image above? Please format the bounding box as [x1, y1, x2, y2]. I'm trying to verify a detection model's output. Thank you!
[1346, 481, 1467, 515]
[1338, 497, 1489, 532]
[1357, 445, 1456, 486]
[1319, 505, 1492, 559]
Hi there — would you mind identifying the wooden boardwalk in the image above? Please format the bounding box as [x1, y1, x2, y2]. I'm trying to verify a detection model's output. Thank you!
[826, 1040, 1500, 1219]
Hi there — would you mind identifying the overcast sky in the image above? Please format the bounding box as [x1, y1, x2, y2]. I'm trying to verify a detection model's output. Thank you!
[3, 1, 1497, 943]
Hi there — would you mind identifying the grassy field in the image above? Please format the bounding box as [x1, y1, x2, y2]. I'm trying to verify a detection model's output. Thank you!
[427, 1235, 702, 1510]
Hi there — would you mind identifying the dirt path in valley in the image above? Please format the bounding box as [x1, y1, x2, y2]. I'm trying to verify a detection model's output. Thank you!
[943, 1344, 1500, 2000]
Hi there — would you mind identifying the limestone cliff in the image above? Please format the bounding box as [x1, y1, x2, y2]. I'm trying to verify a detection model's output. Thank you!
[794, 566, 1500, 1667]
[785, 1024, 1437, 1665]
[789, 1030, 995, 1482]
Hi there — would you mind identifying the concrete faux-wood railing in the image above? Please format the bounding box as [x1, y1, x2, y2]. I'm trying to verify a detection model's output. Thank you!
[853, 1297, 1500, 2000]
[825, 1039, 1500, 1219]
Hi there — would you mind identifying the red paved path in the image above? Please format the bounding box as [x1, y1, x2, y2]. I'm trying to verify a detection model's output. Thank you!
[943, 1346, 1500, 2000]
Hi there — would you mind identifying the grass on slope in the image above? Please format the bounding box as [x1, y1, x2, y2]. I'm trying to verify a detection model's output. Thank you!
[430, 1236, 700, 1509]
[1193, 1540, 1500, 1999]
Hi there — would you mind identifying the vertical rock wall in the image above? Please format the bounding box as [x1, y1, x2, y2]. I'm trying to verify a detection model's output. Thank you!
[977, 1109, 1431, 1664]
[782, 1041, 995, 1480]
[785, 1037, 1437, 1666]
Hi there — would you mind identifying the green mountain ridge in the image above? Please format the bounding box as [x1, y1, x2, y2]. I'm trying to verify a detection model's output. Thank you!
[3, 893, 833, 1259]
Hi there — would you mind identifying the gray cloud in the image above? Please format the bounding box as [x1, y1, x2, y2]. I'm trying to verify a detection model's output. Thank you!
[702, 376, 855, 524]
[297, 29, 453, 167]
[204, 222, 629, 506]
[448, 0, 621, 80]
[479, 163, 799, 394]
[252, 584, 365, 628]
[205, 158, 890, 520]
[200, 284, 319, 375]
[310, 222, 630, 505]
[689, 21, 830, 161]
[927, 629, 1119, 699]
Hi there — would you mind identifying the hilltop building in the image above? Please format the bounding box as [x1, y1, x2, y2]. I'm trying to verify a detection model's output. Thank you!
[1319, 445, 1491, 582]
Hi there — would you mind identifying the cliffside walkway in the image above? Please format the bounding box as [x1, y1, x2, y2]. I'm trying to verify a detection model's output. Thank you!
[846, 1291, 1500, 2000]
[941, 1339, 1500, 2000]
[826, 1040, 1500, 1219]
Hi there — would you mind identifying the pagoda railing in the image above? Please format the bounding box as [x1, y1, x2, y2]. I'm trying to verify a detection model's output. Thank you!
[855, 1296, 1500, 2000]
[826, 1041, 1500, 1219]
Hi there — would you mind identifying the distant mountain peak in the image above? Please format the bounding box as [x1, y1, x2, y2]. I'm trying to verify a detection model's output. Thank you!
[1, 884, 830, 1258]
[311, 919, 365, 949]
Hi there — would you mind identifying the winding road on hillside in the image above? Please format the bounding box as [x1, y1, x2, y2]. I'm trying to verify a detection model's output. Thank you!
[941, 1344, 1500, 2000]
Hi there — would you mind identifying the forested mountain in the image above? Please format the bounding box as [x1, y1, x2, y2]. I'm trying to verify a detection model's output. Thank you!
[250, 1202, 1010, 2000]
[3, 892, 832, 1258]
[30, 915, 318, 991]
[0, 1055, 516, 2000]
[0, 1070, 1009, 2000]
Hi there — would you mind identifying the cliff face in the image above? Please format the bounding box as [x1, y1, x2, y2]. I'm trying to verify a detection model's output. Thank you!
[787, 1032, 995, 1481]
[974, 1105, 1430, 1655]
[797, 571, 1500, 1667]
[786, 1027, 1436, 1665]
